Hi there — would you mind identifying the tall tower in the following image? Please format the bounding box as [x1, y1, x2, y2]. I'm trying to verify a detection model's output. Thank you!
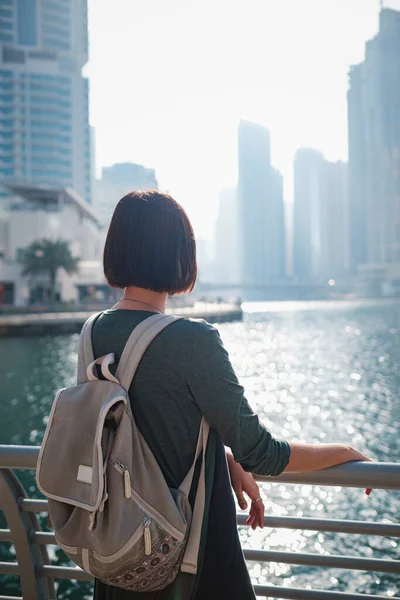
[0, 0, 92, 204]
[238, 120, 285, 293]
[348, 8, 400, 274]
[293, 148, 324, 281]
[293, 150, 348, 282]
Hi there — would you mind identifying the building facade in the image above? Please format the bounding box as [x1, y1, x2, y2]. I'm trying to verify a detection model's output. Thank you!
[94, 162, 158, 226]
[0, 0, 91, 204]
[293, 149, 324, 281]
[348, 8, 400, 293]
[0, 184, 105, 305]
[293, 149, 348, 282]
[238, 120, 286, 291]
[214, 187, 240, 285]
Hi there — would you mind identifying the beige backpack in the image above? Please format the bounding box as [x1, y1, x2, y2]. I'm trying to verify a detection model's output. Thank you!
[37, 313, 209, 591]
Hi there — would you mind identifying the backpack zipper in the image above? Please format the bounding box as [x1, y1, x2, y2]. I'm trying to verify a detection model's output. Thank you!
[116, 460, 131, 498]
[144, 517, 152, 555]
[111, 460, 185, 542]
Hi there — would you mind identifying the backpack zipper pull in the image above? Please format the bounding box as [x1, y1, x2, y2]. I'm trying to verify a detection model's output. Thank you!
[144, 519, 152, 555]
[123, 468, 131, 499]
[117, 462, 131, 498]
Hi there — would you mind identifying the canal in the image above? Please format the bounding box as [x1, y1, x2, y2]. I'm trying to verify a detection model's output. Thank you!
[1, 300, 399, 598]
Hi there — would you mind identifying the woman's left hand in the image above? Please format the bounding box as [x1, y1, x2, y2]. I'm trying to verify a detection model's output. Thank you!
[226, 451, 264, 530]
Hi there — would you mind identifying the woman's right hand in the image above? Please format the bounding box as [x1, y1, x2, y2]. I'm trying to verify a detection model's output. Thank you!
[284, 442, 373, 495]
[347, 448, 373, 495]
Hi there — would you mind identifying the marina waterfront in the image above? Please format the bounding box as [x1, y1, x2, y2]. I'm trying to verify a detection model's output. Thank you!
[0, 300, 399, 598]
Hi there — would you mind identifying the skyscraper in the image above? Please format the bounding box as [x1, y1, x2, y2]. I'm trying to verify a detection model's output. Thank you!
[0, 0, 91, 204]
[348, 8, 400, 281]
[214, 187, 240, 284]
[101, 162, 158, 190]
[293, 149, 324, 281]
[320, 160, 348, 279]
[293, 150, 348, 281]
[94, 162, 158, 226]
[238, 120, 286, 290]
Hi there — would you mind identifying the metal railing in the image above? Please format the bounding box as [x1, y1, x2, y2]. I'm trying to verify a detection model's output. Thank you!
[0, 444, 399, 600]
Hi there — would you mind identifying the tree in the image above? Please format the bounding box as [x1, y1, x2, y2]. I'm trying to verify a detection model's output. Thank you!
[18, 238, 79, 304]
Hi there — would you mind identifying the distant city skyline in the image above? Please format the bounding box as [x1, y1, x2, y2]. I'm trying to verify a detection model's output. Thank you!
[86, 0, 398, 238]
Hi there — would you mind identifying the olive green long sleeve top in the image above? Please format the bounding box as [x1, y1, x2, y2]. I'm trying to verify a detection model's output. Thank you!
[92, 310, 290, 483]
[92, 309, 290, 600]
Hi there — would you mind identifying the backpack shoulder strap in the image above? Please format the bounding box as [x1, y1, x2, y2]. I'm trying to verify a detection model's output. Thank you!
[116, 312, 210, 575]
[180, 416, 210, 575]
[116, 313, 182, 391]
[77, 312, 102, 384]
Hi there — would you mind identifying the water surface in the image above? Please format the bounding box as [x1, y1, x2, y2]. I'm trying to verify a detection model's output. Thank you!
[1, 300, 399, 598]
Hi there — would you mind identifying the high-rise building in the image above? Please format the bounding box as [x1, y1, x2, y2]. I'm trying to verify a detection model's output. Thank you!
[293, 149, 324, 281]
[238, 120, 286, 290]
[94, 162, 158, 226]
[101, 162, 158, 190]
[214, 187, 240, 284]
[320, 160, 348, 279]
[0, 0, 91, 204]
[293, 150, 348, 281]
[348, 8, 400, 285]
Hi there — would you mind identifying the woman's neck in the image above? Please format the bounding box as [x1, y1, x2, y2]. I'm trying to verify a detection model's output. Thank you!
[113, 287, 168, 314]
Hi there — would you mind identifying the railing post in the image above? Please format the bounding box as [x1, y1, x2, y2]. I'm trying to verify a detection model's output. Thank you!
[0, 469, 56, 600]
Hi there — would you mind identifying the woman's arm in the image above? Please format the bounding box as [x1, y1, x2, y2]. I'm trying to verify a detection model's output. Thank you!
[226, 443, 373, 531]
[187, 326, 372, 480]
[284, 442, 371, 472]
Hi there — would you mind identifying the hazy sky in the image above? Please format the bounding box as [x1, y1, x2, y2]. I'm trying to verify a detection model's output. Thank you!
[85, 0, 400, 238]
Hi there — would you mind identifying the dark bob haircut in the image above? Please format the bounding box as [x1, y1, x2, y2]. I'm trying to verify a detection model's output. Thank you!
[104, 190, 197, 294]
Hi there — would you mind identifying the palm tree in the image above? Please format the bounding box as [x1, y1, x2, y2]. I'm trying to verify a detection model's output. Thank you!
[18, 239, 79, 304]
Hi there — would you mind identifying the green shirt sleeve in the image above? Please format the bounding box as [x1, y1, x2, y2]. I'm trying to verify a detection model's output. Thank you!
[185, 326, 291, 476]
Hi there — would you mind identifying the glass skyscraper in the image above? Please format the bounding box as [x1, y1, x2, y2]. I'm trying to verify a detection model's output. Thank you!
[238, 120, 286, 292]
[0, 0, 91, 204]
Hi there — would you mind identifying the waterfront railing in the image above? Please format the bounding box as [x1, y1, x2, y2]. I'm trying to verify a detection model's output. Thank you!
[0, 445, 399, 600]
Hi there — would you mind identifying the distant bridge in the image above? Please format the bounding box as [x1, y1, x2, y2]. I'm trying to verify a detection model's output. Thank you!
[194, 281, 340, 300]
[196, 281, 331, 291]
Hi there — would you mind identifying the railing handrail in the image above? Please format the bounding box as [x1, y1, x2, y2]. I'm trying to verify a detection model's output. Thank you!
[1, 444, 399, 489]
[1, 444, 400, 600]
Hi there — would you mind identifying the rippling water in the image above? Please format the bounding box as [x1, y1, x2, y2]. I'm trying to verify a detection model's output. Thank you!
[1, 300, 399, 598]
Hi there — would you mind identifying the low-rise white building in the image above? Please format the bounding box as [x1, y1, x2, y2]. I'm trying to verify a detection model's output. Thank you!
[0, 183, 108, 306]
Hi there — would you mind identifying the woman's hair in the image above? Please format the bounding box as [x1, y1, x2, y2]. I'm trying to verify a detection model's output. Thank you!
[103, 190, 197, 294]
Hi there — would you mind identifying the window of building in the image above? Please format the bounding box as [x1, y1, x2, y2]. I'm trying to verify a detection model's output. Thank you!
[31, 156, 71, 167]
[17, 0, 37, 46]
[30, 107, 70, 120]
[42, 2, 70, 16]
[42, 37, 70, 50]
[30, 132, 71, 144]
[0, 167, 14, 176]
[0, 8, 13, 18]
[0, 20, 13, 31]
[0, 32, 13, 42]
[30, 121, 71, 132]
[15, 248, 26, 262]
[2, 47, 25, 64]
[42, 10, 69, 26]
[42, 25, 70, 39]
[0, 118, 13, 128]
[28, 50, 56, 61]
